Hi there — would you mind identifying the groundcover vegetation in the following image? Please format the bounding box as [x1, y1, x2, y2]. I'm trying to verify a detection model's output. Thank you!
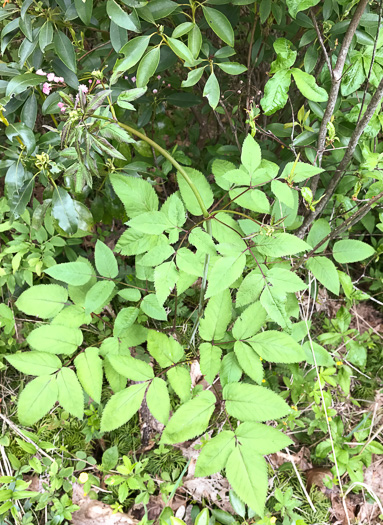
[0, 0, 383, 523]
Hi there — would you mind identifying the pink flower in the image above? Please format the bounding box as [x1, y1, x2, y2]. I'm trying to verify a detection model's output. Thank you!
[96, 79, 101, 84]
[47, 73, 55, 82]
[57, 102, 64, 108]
[153, 89, 158, 94]
[124, 76, 128, 80]
[57, 77, 64, 83]
[167, 83, 171, 87]
[131, 76, 136, 83]
[42, 82, 51, 95]
[88, 79, 92, 84]
[60, 107, 66, 113]
[79, 84, 89, 94]
[36, 69, 46, 76]
[157, 75, 161, 80]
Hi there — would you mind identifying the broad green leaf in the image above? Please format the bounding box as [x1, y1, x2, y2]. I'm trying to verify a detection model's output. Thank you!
[146, 377, 170, 424]
[118, 289, 141, 302]
[205, 254, 246, 299]
[141, 294, 168, 320]
[226, 446, 268, 517]
[234, 341, 264, 384]
[18, 375, 58, 426]
[271, 179, 294, 208]
[114, 307, 139, 337]
[260, 69, 291, 115]
[195, 431, 235, 476]
[177, 167, 214, 216]
[232, 302, 266, 340]
[241, 135, 261, 175]
[68, 259, 97, 307]
[248, 330, 305, 363]
[84, 280, 115, 315]
[147, 330, 184, 367]
[220, 352, 242, 387]
[108, 355, 154, 381]
[216, 62, 247, 75]
[6, 73, 42, 97]
[255, 233, 310, 257]
[332, 240, 375, 263]
[74, 347, 103, 403]
[112, 36, 150, 82]
[291, 69, 328, 102]
[176, 247, 205, 276]
[172, 21, 194, 38]
[52, 187, 78, 235]
[188, 24, 202, 58]
[117, 87, 147, 109]
[140, 243, 174, 267]
[16, 284, 68, 319]
[161, 390, 216, 444]
[228, 188, 270, 214]
[107, 0, 140, 31]
[341, 55, 365, 96]
[102, 446, 119, 471]
[74, 0, 93, 25]
[224, 383, 290, 421]
[235, 422, 293, 453]
[110, 173, 159, 218]
[45, 262, 93, 286]
[266, 268, 307, 293]
[203, 72, 220, 109]
[101, 383, 147, 431]
[306, 256, 339, 295]
[189, 227, 217, 256]
[104, 358, 127, 392]
[236, 269, 264, 307]
[95, 240, 118, 279]
[6, 352, 61, 376]
[199, 289, 232, 341]
[302, 341, 335, 367]
[116, 229, 159, 257]
[137, 47, 160, 87]
[280, 161, 324, 184]
[167, 366, 191, 403]
[161, 193, 186, 230]
[27, 325, 83, 355]
[260, 287, 291, 330]
[167, 36, 195, 64]
[39, 21, 53, 51]
[286, 0, 320, 18]
[54, 31, 77, 73]
[57, 367, 84, 419]
[154, 261, 179, 304]
[199, 343, 222, 384]
[202, 6, 234, 47]
[306, 219, 331, 253]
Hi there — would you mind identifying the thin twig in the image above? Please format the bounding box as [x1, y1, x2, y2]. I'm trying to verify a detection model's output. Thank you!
[311, 11, 332, 75]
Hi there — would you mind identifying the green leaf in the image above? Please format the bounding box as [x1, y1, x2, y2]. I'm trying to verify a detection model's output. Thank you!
[241, 135, 261, 175]
[260, 287, 290, 330]
[167, 366, 191, 403]
[74, 0, 93, 25]
[154, 261, 179, 304]
[260, 69, 291, 115]
[102, 446, 119, 470]
[172, 22, 194, 38]
[18, 375, 58, 426]
[167, 36, 196, 64]
[236, 270, 264, 307]
[226, 446, 268, 517]
[146, 377, 170, 424]
[200, 343, 222, 384]
[188, 24, 202, 58]
[108, 355, 154, 381]
[147, 329, 184, 367]
[117, 87, 147, 109]
[199, 289, 232, 341]
[141, 294, 168, 320]
[302, 341, 334, 367]
[128, 211, 170, 234]
[266, 268, 307, 293]
[84, 280, 115, 315]
[112, 36, 151, 82]
[110, 173, 159, 218]
[118, 289, 141, 302]
[220, 352, 243, 387]
[341, 55, 365, 97]
[57, 367, 84, 419]
[234, 341, 264, 384]
[232, 302, 266, 340]
[255, 233, 310, 256]
[202, 6, 234, 47]
[74, 347, 103, 403]
[6, 352, 61, 376]
[248, 330, 305, 363]
[216, 62, 247, 75]
[235, 422, 293, 453]
[203, 72, 220, 110]
[223, 383, 290, 421]
[27, 325, 83, 355]
[52, 187, 79, 235]
[205, 254, 246, 299]
[107, 0, 140, 31]
[161, 390, 216, 444]
[332, 240, 375, 263]
[137, 47, 160, 87]
[177, 167, 214, 216]
[6, 73, 42, 97]
[271, 179, 294, 208]
[95, 240, 118, 279]
[16, 284, 68, 319]
[101, 383, 147, 432]
[195, 431, 235, 476]
[189, 227, 217, 256]
[45, 262, 94, 286]
[114, 307, 139, 337]
[176, 248, 205, 277]
[141, 243, 174, 267]
[306, 219, 330, 253]
[53, 31, 77, 73]
[306, 257, 339, 295]
[291, 69, 328, 102]
[286, 0, 320, 18]
[104, 358, 127, 392]
[39, 21, 53, 51]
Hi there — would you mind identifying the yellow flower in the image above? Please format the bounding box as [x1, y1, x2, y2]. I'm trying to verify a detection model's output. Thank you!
[259, 357, 263, 361]
[270, 518, 277, 524]
[292, 406, 298, 411]
[336, 361, 343, 366]
[328, 417, 332, 422]
[262, 379, 266, 383]
[79, 472, 89, 483]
